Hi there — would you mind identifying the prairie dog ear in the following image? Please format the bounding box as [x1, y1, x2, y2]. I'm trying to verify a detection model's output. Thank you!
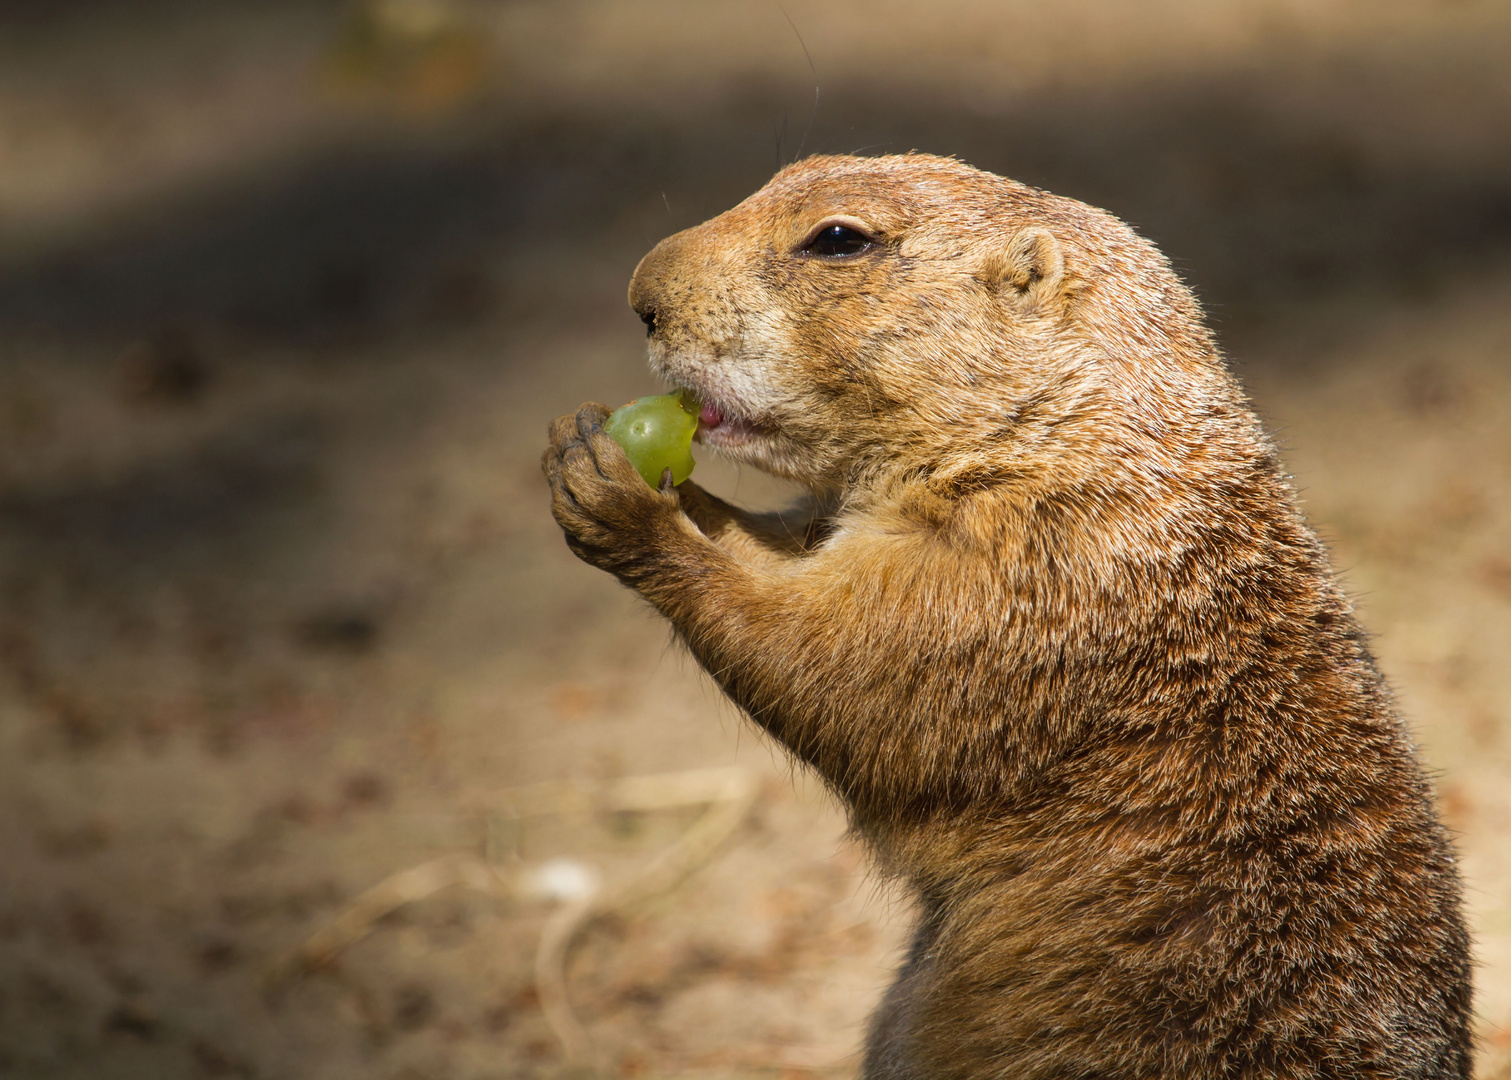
[985, 227, 1066, 314]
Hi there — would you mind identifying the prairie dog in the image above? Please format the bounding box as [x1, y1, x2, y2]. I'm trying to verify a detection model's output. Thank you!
[543, 154, 1472, 1079]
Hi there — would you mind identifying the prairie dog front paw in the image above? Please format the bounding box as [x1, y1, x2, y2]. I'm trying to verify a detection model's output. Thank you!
[543, 402, 684, 579]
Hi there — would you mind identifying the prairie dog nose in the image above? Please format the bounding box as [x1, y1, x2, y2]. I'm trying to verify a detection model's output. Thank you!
[628, 232, 685, 337]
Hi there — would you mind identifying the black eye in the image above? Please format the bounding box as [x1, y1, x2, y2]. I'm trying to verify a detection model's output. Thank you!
[804, 224, 873, 258]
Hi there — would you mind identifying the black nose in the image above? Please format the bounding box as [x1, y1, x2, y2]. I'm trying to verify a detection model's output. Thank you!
[629, 231, 684, 337]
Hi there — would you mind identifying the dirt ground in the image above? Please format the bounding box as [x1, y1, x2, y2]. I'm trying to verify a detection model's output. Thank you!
[1, 2, 1510, 1078]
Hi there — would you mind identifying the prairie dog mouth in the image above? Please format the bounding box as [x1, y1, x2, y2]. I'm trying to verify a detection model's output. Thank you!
[694, 398, 763, 448]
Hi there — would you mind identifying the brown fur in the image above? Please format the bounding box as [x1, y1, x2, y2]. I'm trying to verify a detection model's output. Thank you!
[543, 154, 1472, 1079]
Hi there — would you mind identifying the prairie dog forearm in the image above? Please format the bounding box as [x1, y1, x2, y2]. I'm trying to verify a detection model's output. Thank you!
[675, 481, 824, 570]
[636, 521, 1037, 821]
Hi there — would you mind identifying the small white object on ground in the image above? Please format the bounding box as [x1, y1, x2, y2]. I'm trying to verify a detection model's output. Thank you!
[528, 858, 601, 904]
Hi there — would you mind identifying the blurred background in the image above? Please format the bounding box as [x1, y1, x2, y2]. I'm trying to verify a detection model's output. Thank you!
[2, 1, 1510, 1077]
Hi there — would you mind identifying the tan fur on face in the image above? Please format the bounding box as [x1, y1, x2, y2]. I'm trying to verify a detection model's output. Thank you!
[546, 154, 1472, 1079]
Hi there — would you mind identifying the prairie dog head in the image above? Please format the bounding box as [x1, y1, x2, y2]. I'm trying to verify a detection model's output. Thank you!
[629, 154, 1238, 498]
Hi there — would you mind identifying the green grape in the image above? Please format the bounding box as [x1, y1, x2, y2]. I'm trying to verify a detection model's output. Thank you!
[604, 391, 699, 489]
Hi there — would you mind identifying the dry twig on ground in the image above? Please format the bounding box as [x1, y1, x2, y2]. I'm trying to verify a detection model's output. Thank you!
[266, 765, 758, 1073]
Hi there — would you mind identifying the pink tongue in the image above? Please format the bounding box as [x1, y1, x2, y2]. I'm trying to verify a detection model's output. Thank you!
[699, 402, 724, 427]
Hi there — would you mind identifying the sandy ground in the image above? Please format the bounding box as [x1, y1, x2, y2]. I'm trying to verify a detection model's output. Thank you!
[1, 2, 1510, 1077]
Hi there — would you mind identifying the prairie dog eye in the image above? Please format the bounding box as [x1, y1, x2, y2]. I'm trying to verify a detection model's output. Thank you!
[803, 224, 874, 258]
